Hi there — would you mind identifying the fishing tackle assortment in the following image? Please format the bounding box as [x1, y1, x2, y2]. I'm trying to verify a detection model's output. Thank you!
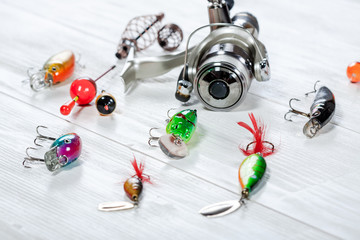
[347, 61, 360, 83]
[199, 113, 275, 218]
[148, 109, 197, 158]
[26, 50, 76, 91]
[60, 65, 117, 116]
[284, 81, 336, 138]
[21, 0, 345, 219]
[23, 126, 82, 172]
[98, 158, 151, 212]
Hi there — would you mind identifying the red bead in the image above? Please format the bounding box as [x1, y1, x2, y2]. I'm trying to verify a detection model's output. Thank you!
[347, 62, 360, 83]
[60, 99, 76, 115]
[70, 78, 97, 105]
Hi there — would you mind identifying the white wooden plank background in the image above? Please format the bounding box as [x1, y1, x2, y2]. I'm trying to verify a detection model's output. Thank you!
[0, 0, 359, 239]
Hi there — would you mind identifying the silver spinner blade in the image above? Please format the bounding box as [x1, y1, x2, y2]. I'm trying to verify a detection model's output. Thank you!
[199, 200, 241, 218]
[98, 201, 135, 212]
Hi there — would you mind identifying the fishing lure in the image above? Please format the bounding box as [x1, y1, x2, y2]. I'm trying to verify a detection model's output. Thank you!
[199, 113, 275, 218]
[60, 65, 116, 116]
[148, 109, 197, 158]
[23, 126, 82, 172]
[284, 81, 335, 138]
[26, 50, 76, 91]
[98, 158, 151, 212]
[157, 23, 183, 51]
[95, 90, 117, 116]
[116, 13, 164, 59]
[347, 61, 360, 83]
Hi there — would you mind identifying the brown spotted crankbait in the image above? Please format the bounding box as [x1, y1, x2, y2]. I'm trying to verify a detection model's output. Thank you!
[284, 81, 335, 138]
[98, 158, 151, 212]
[199, 113, 275, 218]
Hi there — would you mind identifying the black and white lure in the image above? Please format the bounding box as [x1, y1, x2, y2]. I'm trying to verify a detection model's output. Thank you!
[284, 81, 335, 138]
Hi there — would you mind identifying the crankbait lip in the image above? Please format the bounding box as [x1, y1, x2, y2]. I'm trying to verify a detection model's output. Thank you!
[29, 70, 50, 91]
[158, 134, 188, 159]
[303, 118, 321, 138]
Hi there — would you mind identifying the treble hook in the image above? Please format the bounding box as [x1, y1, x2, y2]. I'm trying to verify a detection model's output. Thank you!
[167, 108, 177, 119]
[148, 128, 160, 147]
[23, 147, 45, 168]
[34, 126, 56, 147]
[305, 80, 320, 96]
[245, 141, 275, 152]
[284, 98, 310, 121]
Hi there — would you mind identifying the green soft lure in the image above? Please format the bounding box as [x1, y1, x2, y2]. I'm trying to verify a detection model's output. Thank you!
[166, 109, 197, 143]
[149, 109, 197, 158]
[199, 113, 275, 218]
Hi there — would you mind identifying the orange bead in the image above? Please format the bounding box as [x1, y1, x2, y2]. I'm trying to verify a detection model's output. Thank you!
[347, 62, 360, 83]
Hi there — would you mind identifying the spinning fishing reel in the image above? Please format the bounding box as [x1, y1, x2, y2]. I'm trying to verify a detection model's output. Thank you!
[120, 0, 270, 110]
[176, 0, 270, 110]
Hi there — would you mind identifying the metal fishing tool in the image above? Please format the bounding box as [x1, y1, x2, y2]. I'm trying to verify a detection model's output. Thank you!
[199, 113, 275, 217]
[157, 23, 183, 51]
[118, 0, 271, 111]
[98, 157, 151, 212]
[115, 13, 164, 59]
[284, 81, 336, 138]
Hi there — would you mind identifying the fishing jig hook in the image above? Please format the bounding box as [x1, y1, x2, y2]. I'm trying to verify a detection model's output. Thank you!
[148, 127, 160, 147]
[284, 98, 310, 121]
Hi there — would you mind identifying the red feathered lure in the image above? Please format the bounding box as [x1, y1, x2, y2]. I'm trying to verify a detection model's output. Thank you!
[237, 113, 275, 157]
[98, 157, 151, 212]
[199, 113, 276, 218]
[123, 158, 152, 203]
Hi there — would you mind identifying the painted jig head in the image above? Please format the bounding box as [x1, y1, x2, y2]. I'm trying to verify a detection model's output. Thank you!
[95, 90, 117, 116]
[148, 109, 197, 158]
[23, 126, 82, 172]
[284, 81, 335, 138]
[347, 61, 360, 83]
[98, 158, 151, 212]
[60, 65, 116, 116]
[26, 50, 76, 91]
[199, 113, 275, 218]
[116, 13, 164, 59]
